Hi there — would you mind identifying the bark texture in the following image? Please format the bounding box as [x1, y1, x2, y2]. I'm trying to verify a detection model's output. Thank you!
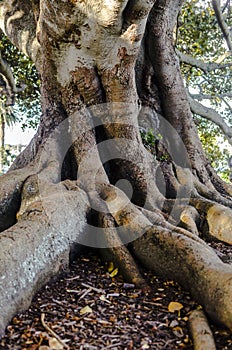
[0, 0, 232, 345]
[189, 309, 216, 350]
[0, 181, 89, 334]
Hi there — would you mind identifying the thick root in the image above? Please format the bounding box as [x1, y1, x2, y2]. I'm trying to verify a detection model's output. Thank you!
[97, 185, 232, 330]
[189, 309, 216, 350]
[0, 140, 67, 233]
[131, 226, 232, 331]
[206, 204, 232, 244]
[0, 184, 89, 336]
[193, 177, 232, 209]
[179, 206, 200, 235]
[87, 186, 148, 287]
[0, 166, 35, 231]
[175, 160, 232, 207]
[99, 184, 204, 244]
[99, 212, 148, 288]
[192, 198, 232, 244]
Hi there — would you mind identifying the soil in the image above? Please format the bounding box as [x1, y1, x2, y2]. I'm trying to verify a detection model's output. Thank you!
[0, 242, 232, 350]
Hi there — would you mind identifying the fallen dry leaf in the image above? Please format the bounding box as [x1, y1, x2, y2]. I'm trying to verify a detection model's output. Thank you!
[172, 326, 184, 338]
[100, 295, 111, 304]
[49, 337, 64, 349]
[108, 262, 114, 272]
[80, 306, 93, 315]
[109, 268, 118, 277]
[168, 301, 183, 313]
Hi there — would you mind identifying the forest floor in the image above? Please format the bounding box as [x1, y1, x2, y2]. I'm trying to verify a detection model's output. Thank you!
[0, 243, 232, 350]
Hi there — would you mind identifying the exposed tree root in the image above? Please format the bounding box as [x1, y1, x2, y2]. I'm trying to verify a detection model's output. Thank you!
[1, 168, 232, 341]
[131, 226, 232, 332]
[189, 309, 216, 350]
[205, 204, 232, 244]
[99, 213, 148, 288]
[191, 197, 232, 244]
[86, 185, 149, 288]
[149, 162, 232, 244]
[158, 167, 232, 245]
[95, 184, 232, 330]
[0, 165, 35, 231]
[179, 206, 200, 235]
[98, 184, 210, 244]
[0, 183, 89, 336]
[175, 165, 232, 209]
[0, 0, 231, 348]
[193, 177, 232, 209]
[0, 137, 69, 232]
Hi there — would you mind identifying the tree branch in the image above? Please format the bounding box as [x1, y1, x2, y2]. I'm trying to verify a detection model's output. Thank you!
[221, 0, 231, 14]
[0, 49, 28, 105]
[0, 1, 41, 66]
[191, 92, 232, 101]
[221, 97, 232, 112]
[215, 51, 231, 63]
[188, 94, 232, 146]
[212, 0, 232, 52]
[0, 50, 17, 105]
[176, 49, 232, 72]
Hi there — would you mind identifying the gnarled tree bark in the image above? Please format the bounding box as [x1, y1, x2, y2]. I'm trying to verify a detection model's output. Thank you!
[0, 0, 232, 346]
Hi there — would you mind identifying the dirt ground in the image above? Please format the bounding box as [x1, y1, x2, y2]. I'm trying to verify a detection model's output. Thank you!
[0, 242, 232, 350]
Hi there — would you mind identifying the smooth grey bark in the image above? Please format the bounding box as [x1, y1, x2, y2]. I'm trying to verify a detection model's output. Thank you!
[0, 0, 232, 342]
[0, 186, 89, 335]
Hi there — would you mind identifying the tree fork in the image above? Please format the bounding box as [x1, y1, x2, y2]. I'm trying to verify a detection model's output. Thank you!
[0, 0, 232, 343]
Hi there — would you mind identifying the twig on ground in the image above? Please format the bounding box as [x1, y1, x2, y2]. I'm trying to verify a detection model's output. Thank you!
[79, 288, 92, 300]
[65, 275, 80, 281]
[81, 282, 106, 294]
[41, 313, 70, 350]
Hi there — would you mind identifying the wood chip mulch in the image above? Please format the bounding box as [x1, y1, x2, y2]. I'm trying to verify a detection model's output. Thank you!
[0, 245, 232, 350]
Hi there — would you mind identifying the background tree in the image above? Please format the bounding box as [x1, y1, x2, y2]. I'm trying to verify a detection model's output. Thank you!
[177, 0, 232, 180]
[0, 32, 40, 173]
[0, 32, 40, 128]
[0, 0, 232, 347]
[0, 102, 18, 174]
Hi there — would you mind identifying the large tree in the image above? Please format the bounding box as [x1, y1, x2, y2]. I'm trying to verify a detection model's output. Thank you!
[0, 0, 232, 344]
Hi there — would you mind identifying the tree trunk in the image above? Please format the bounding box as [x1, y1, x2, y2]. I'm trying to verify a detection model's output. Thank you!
[0, 0, 232, 341]
[0, 114, 5, 174]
